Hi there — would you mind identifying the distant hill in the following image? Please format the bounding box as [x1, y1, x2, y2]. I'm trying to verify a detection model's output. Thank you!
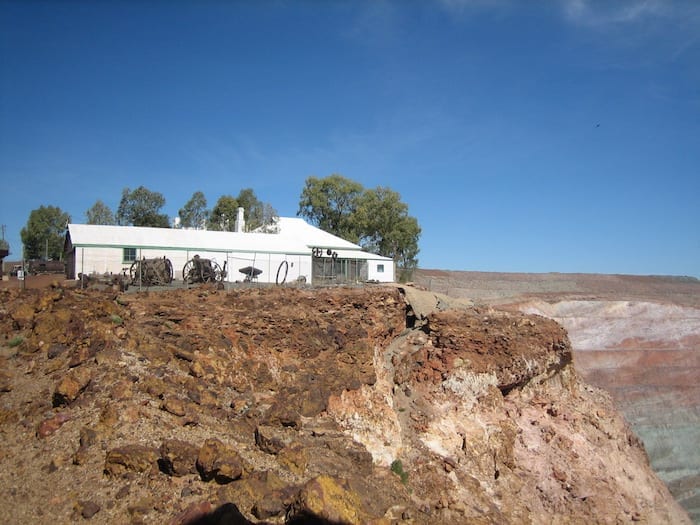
[413, 269, 700, 307]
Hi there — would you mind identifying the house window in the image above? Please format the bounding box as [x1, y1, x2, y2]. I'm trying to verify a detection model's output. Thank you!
[377, 264, 384, 273]
[123, 247, 137, 263]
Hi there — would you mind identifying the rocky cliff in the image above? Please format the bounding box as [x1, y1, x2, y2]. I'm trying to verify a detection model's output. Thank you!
[518, 299, 700, 523]
[0, 283, 690, 524]
[413, 269, 700, 523]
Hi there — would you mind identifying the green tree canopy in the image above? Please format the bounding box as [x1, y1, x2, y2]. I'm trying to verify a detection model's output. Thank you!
[85, 200, 116, 225]
[356, 187, 421, 277]
[297, 175, 421, 278]
[20, 205, 71, 260]
[116, 186, 169, 228]
[297, 174, 364, 243]
[208, 189, 278, 232]
[178, 191, 208, 229]
[236, 188, 278, 231]
[235, 188, 260, 228]
[208, 195, 239, 231]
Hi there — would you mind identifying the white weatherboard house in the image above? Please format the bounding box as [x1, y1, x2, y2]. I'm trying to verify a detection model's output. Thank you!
[64, 216, 394, 285]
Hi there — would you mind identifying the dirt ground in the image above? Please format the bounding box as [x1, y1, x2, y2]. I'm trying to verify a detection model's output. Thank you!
[0, 274, 72, 290]
[6, 270, 700, 304]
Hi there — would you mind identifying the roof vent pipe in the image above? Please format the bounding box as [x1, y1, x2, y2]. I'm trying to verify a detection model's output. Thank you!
[235, 207, 245, 232]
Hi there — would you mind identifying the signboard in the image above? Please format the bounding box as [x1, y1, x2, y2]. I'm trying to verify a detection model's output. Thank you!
[17, 270, 24, 281]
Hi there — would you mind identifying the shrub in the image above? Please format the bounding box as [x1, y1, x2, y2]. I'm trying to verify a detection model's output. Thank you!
[110, 315, 123, 326]
[8, 336, 23, 348]
[390, 459, 409, 484]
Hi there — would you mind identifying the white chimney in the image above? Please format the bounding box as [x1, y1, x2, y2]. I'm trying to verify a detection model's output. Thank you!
[234, 207, 245, 232]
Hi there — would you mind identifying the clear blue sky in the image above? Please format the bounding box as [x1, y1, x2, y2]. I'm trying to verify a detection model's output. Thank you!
[1, 1, 699, 277]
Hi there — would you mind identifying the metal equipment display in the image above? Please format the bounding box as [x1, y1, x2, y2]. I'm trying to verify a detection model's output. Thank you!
[183, 255, 226, 284]
[129, 256, 174, 286]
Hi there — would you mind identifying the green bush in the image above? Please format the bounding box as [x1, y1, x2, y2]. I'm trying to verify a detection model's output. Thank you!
[390, 459, 409, 484]
[110, 314, 123, 326]
[8, 336, 23, 348]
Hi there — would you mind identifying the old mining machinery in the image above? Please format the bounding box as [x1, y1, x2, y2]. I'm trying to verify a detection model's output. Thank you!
[182, 255, 226, 284]
[129, 256, 174, 287]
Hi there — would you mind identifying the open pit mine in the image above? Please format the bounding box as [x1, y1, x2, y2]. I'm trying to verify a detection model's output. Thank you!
[414, 269, 700, 523]
[0, 282, 691, 524]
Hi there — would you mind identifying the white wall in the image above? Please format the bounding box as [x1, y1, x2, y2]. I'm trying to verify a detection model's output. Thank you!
[74, 247, 126, 276]
[72, 246, 312, 284]
[225, 252, 311, 284]
[74, 247, 219, 279]
[367, 260, 395, 282]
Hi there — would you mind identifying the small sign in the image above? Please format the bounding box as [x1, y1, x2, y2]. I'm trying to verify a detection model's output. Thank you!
[17, 270, 24, 281]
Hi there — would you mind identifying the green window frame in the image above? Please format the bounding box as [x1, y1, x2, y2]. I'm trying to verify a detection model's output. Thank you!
[123, 247, 137, 263]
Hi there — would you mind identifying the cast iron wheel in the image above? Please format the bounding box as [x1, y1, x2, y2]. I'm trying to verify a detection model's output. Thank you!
[182, 260, 198, 284]
[276, 260, 289, 285]
[163, 258, 174, 284]
[129, 260, 142, 284]
[211, 261, 224, 283]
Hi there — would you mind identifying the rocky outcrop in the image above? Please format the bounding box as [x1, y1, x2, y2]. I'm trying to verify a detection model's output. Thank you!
[0, 284, 690, 523]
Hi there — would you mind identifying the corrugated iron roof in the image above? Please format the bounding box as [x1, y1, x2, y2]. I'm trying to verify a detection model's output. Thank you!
[66, 223, 310, 255]
[274, 217, 363, 250]
[66, 219, 392, 261]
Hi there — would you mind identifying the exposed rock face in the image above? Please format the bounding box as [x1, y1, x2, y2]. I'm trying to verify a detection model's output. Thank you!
[0, 284, 690, 524]
[413, 269, 700, 523]
[520, 299, 700, 523]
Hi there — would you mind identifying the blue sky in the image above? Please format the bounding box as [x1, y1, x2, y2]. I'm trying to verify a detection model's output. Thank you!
[1, 0, 699, 276]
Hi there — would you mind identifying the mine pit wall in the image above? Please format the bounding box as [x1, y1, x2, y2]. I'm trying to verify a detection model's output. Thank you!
[353, 290, 689, 523]
[519, 300, 700, 523]
[412, 269, 700, 522]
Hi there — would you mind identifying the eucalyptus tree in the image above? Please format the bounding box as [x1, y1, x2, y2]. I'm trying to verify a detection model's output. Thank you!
[21, 205, 71, 259]
[116, 186, 169, 228]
